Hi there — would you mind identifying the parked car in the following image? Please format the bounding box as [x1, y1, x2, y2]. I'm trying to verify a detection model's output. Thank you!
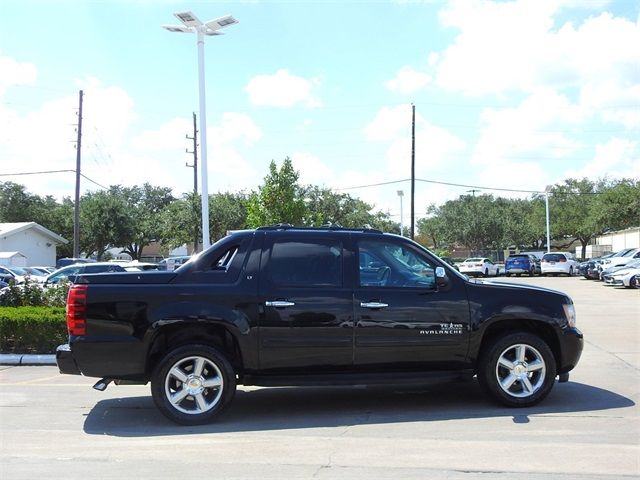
[20, 267, 48, 283]
[541, 252, 579, 276]
[578, 253, 615, 279]
[56, 226, 583, 425]
[123, 261, 159, 272]
[30, 266, 56, 275]
[458, 257, 500, 277]
[439, 257, 459, 271]
[158, 256, 192, 271]
[505, 254, 541, 277]
[45, 262, 126, 285]
[0, 265, 27, 284]
[56, 257, 96, 269]
[602, 261, 640, 288]
[598, 249, 640, 279]
[601, 259, 640, 284]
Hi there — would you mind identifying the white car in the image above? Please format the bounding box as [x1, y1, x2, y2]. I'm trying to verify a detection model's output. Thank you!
[541, 252, 579, 276]
[459, 258, 500, 277]
[602, 260, 640, 287]
[598, 248, 640, 279]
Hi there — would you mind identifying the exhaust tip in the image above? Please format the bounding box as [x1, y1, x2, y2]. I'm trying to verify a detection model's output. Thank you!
[93, 378, 112, 391]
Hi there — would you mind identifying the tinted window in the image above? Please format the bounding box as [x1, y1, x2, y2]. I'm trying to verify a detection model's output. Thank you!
[84, 264, 124, 273]
[268, 239, 342, 287]
[359, 240, 436, 289]
[543, 254, 566, 262]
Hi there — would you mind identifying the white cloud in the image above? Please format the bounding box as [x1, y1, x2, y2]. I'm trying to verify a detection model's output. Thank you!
[433, 1, 640, 100]
[364, 104, 466, 173]
[245, 69, 321, 108]
[290, 152, 334, 186]
[0, 53, 37, 95]
[565, 138, 640, 179]
[386, 66, 431, 94]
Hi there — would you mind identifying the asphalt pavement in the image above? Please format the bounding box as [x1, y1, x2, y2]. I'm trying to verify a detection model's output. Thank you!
[1, 276, 638, 479]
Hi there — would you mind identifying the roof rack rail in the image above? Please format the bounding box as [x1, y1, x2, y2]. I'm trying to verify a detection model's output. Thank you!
[256, 224, 383, 234]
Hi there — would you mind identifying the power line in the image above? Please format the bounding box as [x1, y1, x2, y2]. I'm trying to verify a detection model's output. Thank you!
[0, 168, 106, 189]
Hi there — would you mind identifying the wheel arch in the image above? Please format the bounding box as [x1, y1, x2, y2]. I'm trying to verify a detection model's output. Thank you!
[145, 321, 245, 381]
[473, 318, 561, 372]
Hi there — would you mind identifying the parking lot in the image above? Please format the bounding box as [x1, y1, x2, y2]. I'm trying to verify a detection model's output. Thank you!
[1, 276, 638, 479]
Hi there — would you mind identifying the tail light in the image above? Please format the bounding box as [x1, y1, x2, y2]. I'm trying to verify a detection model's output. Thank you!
[66, 284, 88, 336]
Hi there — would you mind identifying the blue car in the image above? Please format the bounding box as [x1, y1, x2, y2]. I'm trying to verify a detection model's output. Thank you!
[505, 254, 541, 276]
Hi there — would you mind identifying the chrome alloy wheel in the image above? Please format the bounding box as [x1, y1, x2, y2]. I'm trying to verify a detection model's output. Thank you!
[164, 356, 224, 415]
[495, 344, 546, 398]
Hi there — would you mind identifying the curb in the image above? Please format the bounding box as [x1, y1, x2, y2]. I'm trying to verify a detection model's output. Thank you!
[0, 354, 56, 366]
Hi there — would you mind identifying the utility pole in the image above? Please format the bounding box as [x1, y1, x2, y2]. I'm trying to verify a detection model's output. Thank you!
[411, 103, 416, 240]
[185, 112, 199, 253]
[185, 112, 198, 193]
[73, 90, 83, 258]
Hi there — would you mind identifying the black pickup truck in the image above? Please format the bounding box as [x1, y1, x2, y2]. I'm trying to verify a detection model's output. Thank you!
[57, 226, 583, 425]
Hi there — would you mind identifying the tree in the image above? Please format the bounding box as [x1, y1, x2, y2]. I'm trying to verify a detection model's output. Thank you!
[159, 193, 201, 251]
[548, 178, 602, 259]
[80, 188, 133, 260]
[0, 182, 39, 222]
[302, 186, 399, 232]
[246, 158, 307, 227]
[117, 184, 174, 259]
[209, 192, 248, 242]
[593, 178, 640, 233]
[501, 197, 547, 250]
[434, 194, 505, 254]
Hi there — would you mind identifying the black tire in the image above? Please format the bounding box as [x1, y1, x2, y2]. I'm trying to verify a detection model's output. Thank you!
[151, 344, 236, 425]
[477, 332, 557, 407]
[568, 267, 574, 276]
[484, 268, 489, 277]
[529, 268, 535, 276]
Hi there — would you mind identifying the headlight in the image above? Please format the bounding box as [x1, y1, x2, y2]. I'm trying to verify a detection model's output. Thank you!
[563, 303, 577, 328]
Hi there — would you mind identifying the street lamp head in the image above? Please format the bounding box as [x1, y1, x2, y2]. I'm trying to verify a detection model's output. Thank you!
[163, 12, 238, 35]
[162, 25, 193, 33]
[397, 190, 404, 197]
[175, 11, 203, 27]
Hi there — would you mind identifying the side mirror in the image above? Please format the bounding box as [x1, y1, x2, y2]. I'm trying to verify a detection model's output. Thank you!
[435, 266, 448, 288]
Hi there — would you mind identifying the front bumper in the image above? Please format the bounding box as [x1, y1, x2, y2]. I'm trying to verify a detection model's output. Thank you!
[603, 276, 623, 285]
[56, 344, 81, 375]
[558, 327, 584, 374]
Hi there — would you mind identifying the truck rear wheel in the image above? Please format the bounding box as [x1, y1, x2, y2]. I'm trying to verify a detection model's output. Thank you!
[477, 332, 556, 407]
[151, 344, 236, 425]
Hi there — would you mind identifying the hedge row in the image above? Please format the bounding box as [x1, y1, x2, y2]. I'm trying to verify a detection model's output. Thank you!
[0, 307, 67, 354]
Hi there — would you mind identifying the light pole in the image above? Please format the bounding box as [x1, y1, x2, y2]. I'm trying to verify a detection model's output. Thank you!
[545, 185, 552, 253]
[397, 190, 404, 236]
[163, 11, 238, 251]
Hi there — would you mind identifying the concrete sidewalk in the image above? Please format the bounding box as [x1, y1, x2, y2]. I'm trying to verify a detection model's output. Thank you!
[0, 354, 56, 366]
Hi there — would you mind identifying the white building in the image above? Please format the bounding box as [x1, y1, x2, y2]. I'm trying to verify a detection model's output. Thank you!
[0, 222, 68, 267]
[595, 227, 640, 251]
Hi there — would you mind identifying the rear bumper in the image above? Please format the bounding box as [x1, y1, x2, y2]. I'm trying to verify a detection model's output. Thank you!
[558, 328, 584, 374]
[56, 344, 81, 375]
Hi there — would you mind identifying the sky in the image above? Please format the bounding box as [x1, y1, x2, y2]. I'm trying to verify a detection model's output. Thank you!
[1, 0, 639, 226]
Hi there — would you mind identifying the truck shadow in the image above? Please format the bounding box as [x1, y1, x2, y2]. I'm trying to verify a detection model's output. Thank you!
[83, 380, 634, 437]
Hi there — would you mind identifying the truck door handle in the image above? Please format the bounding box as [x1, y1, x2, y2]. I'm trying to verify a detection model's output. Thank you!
[265, 300, 296, 308]
[360, 302, 388, 309]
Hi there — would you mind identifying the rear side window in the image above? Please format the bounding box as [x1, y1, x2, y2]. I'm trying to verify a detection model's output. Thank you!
[267, 239, 343, 288]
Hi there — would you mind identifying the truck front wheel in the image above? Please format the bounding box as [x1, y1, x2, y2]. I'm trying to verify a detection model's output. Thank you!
[477, 332, 556, 407]
[151, 344, 236, 425]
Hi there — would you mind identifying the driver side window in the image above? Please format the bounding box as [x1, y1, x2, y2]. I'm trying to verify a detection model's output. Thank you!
[358, 240, 436, 289]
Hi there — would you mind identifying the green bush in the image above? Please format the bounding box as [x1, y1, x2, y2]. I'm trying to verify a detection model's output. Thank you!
[0, 306, 67, 354]
[0, 278, 70, 307]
